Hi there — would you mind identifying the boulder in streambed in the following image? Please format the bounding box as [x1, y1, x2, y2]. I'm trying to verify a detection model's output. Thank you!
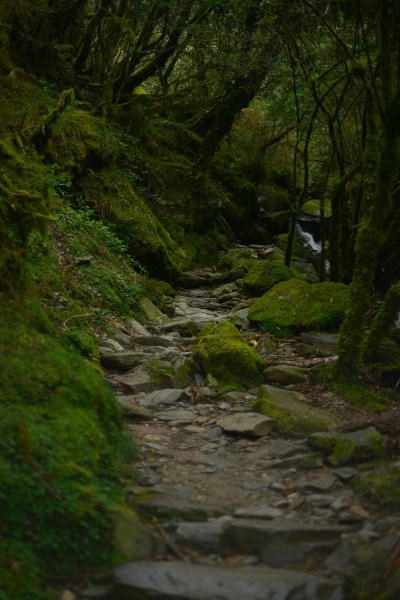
[194, 322, 266, 388]
[248, 279, 349, 337]
[254, 385, 342, 437]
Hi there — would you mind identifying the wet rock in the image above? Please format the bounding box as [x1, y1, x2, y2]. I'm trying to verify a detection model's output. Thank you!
[100, 351, 144, 372]
[222, 519, 350, 568]
[203, 426, 223, 440]
[113, 560, 344, 600]
[140, 388, 185, 407]
[218, 413, 276, 437]
[264, 365, 309, 385]
[255, 385, 341, 437]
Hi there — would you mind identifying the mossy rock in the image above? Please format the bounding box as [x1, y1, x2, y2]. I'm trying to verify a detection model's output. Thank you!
[301, 199, 332, 218]
[47, 106, 118, 174]
[218, 247, 253, 279]
[195, 322, 266, 388]
[248, 279, 349, 337]
[81, 169, 188, 278]
[308, 427, 385, 465]
[354, 464, 400, 510]
[263, 365, 309, 385]
[258, 183, 290, 212]
[254, 384, 342, 437]
[330, 384, 389, 412]
[274, 232, 305, 259]
[241, 256, 296, 296]
[111, 505, 164, 562]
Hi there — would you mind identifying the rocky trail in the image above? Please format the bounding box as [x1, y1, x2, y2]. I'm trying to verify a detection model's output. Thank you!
[79, 245, 400, 600]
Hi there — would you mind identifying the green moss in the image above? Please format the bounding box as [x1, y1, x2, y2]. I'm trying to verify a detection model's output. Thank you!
[0, 298, 136, 594]
[309, 427, 385, 465]
[46, 106, 118, 174]
[254, 385, 342, 437]
[195, 321, 266, 388]
[248, 279, 349, 337]
[301, 199, 332, 218]
[218, 247, 253, 278]
[81, 168, 188, 278]
[241, 256, 296, 295]
[274, 232, 305, 259]
[330, 383, 389, 412]
[0, 142, 50, 288]
[354, 465, 400, 509]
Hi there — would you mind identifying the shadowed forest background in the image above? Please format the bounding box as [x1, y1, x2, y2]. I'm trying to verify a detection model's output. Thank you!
[1, 0, 400, 598]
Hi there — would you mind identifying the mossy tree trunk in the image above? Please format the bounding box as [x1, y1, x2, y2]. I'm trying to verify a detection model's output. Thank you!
[362, 281, 400, 362]
[336, 0, 400, 379]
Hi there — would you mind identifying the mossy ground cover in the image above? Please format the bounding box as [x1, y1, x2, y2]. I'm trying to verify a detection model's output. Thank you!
[195, 321, 266, 388]
[248, 279, 349, 337]
[0, 298, 136, 599]
[241, 256, 297, 296]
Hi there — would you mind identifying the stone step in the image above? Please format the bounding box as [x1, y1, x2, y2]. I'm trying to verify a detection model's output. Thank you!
[169, 518, 350, 569]
[113, 560, 344, 600]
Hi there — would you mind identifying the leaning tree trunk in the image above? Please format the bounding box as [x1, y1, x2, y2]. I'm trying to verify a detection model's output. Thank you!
[362, 281, 400, 363]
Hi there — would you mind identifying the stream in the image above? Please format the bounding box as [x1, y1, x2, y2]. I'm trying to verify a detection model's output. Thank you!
[74, 242, 400, 600]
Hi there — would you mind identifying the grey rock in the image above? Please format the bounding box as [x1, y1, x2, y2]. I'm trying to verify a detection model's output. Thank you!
[307, 494, 336, 508]
[218, 413, 276, 437]
[234, 506, 283, 519]
[100, 351, 144, 372]
[114, 561, 344, 600]
[222, 519, 350, 568]
[100, 338, 125, 352]
[117, 399, 153, 421]
[114, 366, 155, 394]
[133, 335, 176, 348]
[203, 426, 223, 440]
[128, 318, 150, 336]
[110, 328, 132, 348]
[264, 365, 309, 385]
[157, 409, 197, 422]
[140, 388, 185, 408]
[174, 519, 229, 553]
[332, 467, 359, 481]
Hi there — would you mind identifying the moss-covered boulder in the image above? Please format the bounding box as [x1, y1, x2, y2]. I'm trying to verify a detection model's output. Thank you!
[195, 322, 266, 388]
[301, 199, 332, 218]
[254, 385, 341, 437]
[81, 169, 188, 278]
[248, 279, 349, 336]
[353, 464, 400, 510]
[241, 257, 296, 296]
[218, 247, 253, 279]
[308, 427, 385, 465]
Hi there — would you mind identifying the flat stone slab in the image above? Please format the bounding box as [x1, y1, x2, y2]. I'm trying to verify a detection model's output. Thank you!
[157, 409, 197, 422]
[133, 335, 176, 348]
[255, 385, 342, 437]
[222, 519, 350, 567]
[140, 388, 185, 408]
[218, 412, 276, 437]
[114, 366, 156, 394]
[113, 561, 344, 600]
[100, 351, 144, 372]
[174, 519, 229, 553]
[264, 365, 309, 385]
[128, 318, 150, 336]
[234, 506, 283, 519]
